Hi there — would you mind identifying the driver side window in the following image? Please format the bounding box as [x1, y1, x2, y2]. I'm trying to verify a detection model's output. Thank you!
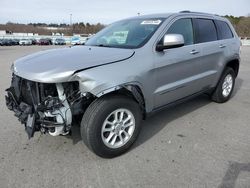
[167, 18, 194, 45]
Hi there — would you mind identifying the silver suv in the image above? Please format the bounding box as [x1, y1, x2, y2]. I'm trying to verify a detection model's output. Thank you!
[5, 11, 240, 157]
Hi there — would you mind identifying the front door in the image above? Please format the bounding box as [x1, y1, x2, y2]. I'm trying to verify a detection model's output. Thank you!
[153, 18, 204, 109]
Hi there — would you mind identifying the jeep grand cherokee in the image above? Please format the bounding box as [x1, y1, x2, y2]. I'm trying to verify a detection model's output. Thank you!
[5, 11, 240, 158]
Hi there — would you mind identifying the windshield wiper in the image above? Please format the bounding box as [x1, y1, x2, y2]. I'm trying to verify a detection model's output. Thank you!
[94, 44, 112, 47]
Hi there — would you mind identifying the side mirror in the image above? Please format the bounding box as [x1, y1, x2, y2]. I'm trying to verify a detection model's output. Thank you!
[156, 34, 184, 51]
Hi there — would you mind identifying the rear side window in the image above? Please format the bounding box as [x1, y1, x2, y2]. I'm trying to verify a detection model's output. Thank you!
[214, 20, 234, 40]
[193, 19, 217, 43]
[167, 18, 194, 45]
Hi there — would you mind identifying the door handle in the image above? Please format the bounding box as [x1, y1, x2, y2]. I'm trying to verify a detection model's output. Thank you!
[219, 44, 226, 48]
[190, 50, 199, 55]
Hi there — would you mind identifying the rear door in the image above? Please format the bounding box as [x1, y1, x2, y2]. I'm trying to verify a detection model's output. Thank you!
[192, 18, 223, 88]
[213, 20, 237, 85]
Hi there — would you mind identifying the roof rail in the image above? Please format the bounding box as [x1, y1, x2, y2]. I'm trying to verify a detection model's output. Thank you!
[179, 10, 216, 16]
[179, 10, 191, 13]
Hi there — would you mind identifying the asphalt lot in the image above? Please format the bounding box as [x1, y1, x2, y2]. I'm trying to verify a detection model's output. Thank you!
[0, 45, 250, 188]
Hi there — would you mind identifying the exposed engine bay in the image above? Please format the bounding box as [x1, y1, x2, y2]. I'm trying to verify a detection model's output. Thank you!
[5, 74, 93, 138]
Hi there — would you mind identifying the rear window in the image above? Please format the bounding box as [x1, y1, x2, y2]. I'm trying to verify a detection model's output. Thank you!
[193, 19, 217, 43]
[214, 20, 234, 40]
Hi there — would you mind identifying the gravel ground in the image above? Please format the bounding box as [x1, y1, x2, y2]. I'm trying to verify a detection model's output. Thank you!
[0, 45, 250, 188]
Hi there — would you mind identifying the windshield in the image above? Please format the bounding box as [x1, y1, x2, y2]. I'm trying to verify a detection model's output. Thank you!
[85, 18, 164, 49]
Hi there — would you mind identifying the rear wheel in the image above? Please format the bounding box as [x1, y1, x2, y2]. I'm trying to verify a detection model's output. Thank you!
[81, 95, 142, 158]
[211, 67, 236, 103]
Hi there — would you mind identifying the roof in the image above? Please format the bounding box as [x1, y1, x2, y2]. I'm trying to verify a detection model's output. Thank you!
[127, 13, 174, 20]
[125, 11, 223, 21]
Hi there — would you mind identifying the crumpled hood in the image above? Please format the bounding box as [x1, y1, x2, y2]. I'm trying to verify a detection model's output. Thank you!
[13, 46, 135, 83]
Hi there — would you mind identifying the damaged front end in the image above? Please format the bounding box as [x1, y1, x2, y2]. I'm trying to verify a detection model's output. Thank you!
[5, 74, 92, 138]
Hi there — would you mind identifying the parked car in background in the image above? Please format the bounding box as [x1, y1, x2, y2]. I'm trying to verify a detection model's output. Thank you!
[71, 36, 81, 45]
[5, 11, 240, 158]
[31, 39, 37, 45]
[47, 38, 53, 45]
[10, 39, 20, 45]
[38, 38, 52, 45]
[1, 39, 13, 46]
[8, 39, 15, 45]
[19, 39, 32, 45]
[0, 39, 4, 46]
[54, 38, 66, 45]
[80, 34, 92, 45]
[0, 39, 21, 46]
[0, 39, 5, 46]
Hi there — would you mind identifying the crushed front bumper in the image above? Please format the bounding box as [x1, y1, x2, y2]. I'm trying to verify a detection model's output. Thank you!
[5, 74, 72, 138]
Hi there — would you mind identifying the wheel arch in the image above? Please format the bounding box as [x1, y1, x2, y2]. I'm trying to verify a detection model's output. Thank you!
[225, 59, 240, 76]
[95, 84, 146, 119]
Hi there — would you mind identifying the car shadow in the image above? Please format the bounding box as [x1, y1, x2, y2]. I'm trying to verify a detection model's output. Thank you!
[68, 124, 82, 144]
[133, 94, 211, 148]
[231, 78, 243, 98]
[133, 77, 243, 148]
[218, 161, 250, 188]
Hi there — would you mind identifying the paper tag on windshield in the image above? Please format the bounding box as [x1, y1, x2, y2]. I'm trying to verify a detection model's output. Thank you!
[141, 20, 162, 25]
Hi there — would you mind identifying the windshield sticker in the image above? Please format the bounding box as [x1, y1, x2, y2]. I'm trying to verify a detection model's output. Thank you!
[141, 20, 162, 25]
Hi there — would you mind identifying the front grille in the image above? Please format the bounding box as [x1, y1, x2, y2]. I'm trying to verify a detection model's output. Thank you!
[20, 79, 34, 105]
[10, 74, 58, 107]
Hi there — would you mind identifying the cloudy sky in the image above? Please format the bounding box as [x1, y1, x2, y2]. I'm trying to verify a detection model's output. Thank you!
[0, 0, 249, 24]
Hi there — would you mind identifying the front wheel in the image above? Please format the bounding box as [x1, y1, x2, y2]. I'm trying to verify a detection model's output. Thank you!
[211, 67, 236, 103]
[81, 95, 142, 158]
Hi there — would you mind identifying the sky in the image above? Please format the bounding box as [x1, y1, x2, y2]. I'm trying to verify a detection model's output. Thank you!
[0, 0, 249, 24]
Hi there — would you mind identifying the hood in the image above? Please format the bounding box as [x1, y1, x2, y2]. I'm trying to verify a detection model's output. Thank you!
[13, 46, 135, 83]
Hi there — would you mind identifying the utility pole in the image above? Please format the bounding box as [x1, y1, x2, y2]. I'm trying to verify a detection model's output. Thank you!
[70, 14, 73, 36]
[70, 14, 72, 25]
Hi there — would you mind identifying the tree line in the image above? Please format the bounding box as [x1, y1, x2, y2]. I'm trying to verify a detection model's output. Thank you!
[224, 15, 250, 37]
[0, 22, 105, 36]
[0, 16, 249, 37]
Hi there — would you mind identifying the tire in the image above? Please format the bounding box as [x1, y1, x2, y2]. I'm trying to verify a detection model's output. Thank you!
[81, 95, 142, 158]
[211, 67, 236, 103]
